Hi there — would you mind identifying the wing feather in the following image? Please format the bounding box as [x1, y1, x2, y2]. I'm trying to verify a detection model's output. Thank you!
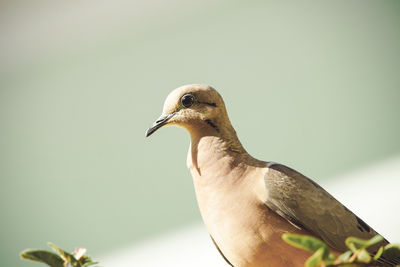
[263, 163, 388, 252]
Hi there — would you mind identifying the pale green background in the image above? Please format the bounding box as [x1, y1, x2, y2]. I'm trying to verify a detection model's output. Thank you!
[1, 1, 400, 266]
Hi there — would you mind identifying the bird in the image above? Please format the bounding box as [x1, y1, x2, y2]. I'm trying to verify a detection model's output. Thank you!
[145, 84, 393, 267]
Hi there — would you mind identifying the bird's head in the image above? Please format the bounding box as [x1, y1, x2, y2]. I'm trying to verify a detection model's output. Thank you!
[145, 84, 230, 138]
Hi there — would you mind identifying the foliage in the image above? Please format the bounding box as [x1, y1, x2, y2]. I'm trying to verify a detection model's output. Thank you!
[20, 243, 98, 267]
[20, 235, 400, 266]
[282, 233, 400, 267]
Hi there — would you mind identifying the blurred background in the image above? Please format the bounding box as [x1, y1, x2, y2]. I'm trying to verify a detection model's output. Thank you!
[1, 1, 400, 266]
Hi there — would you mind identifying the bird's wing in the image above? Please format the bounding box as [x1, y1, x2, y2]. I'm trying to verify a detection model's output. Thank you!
[262, 163, 388, 252]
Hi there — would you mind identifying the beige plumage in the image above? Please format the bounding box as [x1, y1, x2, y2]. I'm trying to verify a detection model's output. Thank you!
[146, 84, 391, 267]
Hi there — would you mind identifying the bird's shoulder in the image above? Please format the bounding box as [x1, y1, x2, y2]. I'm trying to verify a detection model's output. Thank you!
[260, 162, 384, 251]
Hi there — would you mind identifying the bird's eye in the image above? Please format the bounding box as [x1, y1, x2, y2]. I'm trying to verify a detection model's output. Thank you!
[181, 94, 195, 108]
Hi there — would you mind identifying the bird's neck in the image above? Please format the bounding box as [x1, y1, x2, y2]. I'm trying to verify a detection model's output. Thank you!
[186, 123, 264, 178]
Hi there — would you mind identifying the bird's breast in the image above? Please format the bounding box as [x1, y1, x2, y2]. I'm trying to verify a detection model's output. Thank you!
[189, 161, 310, 266]
[186, 138, 311, 266]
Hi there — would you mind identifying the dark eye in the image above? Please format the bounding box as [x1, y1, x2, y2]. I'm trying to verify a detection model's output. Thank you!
[181, 94, 195, 108]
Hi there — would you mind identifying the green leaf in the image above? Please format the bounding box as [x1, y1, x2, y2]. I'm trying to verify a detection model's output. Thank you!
[373, 246, 384, 261]
[324, 253, 337, 266]
[282, 233, 330, 259]
[382, 243, 400, 261]
[364, 235, 384, 248]
[305, 247, 324, 267]
[83, 262, 99, 267]
[336, 250, 353, 263]
[20, 249, 65, 267]
[48, 243, 82, 267]
[80, 255, 99, 267]
[345, 235, 383, 252]
[356, 248, 371, 263]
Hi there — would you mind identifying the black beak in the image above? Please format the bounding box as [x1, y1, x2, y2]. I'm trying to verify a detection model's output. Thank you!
[145, 113, 175, 137]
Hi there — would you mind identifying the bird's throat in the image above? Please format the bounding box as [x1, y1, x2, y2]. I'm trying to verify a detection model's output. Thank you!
[187, 132, 248, 178]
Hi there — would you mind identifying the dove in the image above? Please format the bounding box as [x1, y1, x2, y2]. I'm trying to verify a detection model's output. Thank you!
[146, 84, 393, 267]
